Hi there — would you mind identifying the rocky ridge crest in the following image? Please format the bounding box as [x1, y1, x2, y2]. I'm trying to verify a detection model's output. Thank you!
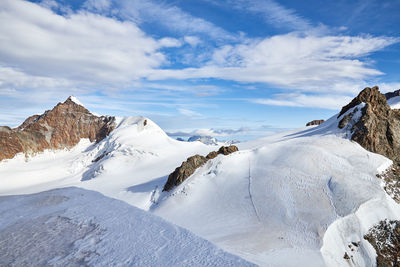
[0, 97, 116, 161]
[338, 86, 400, 164]
[163, 145, 239, 191]
[306, 120, 325, 126]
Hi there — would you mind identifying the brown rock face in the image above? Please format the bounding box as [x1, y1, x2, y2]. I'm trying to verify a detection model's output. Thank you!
[338, 86, 400, 163]
[217, 145, 239, 155]
[306, 120, 325, 127]
[364, 219, 400, 267]
[163, 145, 239, 191]
[0, 97, 116, 161]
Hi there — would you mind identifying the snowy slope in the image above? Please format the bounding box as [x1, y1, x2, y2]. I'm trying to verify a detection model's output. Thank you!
[149, 111, 400, 266]
[0, 187, 254, 266]
[1, 112, 400, 266]
[0, 116, 215, 209]
[387, 95, 400, 109]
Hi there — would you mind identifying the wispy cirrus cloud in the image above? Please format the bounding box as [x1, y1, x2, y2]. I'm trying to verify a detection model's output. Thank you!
[252, 93, 353, 110]
[230, 0, 312, 31]
[167, 127, 250, 137]
[90, 0, 237, 41]
[147, 33, 398, 95]
[205, 0, 313, 31]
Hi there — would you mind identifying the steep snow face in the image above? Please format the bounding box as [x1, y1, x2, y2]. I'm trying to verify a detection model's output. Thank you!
[0, 187, 254, 266]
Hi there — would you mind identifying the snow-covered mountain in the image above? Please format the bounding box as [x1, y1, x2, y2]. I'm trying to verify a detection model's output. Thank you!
[188, 135, 219, 145]
[2, 88, 400, 266]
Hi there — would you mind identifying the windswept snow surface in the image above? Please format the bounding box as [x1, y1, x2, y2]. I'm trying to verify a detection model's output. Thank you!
[1, 114, 400, 266]
[387, 95, 400, 109]
[0, 187, 253, 266]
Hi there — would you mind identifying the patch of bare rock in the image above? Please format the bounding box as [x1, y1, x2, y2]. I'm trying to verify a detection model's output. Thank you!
[163, 145, 239, 191]
[364, 219, 400, 267]
[305, 120, 325, 126]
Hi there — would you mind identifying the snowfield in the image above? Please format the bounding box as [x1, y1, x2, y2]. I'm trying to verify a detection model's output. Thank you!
[0, 187, 254, 266]
[1, 112, 400, 266]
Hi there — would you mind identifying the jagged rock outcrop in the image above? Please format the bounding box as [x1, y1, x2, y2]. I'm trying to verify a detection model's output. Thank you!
[0, 97, 116, 161]
[217, 145, 239, 156]
[364, 219, 400, 267]
[338, 86, 400, 163]
[163, 145, 239, 191]
[384, 89, 400, 100]
[306, 120, 325, 126]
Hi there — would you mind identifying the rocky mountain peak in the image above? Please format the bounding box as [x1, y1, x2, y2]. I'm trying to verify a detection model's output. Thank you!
[0, 97, 116, 161]
[65, 95, 84, 106]
[338, 86, 388, 118]
[338, 86, 400, 163]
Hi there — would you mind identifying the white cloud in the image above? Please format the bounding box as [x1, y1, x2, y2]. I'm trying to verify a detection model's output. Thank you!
[0, 0, 170, 84]
[83, 0, 111, 12]
[252, 93, 353, 110]
[159, 37, 182, 48]
[0, 0, 398, 114]
[167, 127, 251, 137]
[0, 66, 73, 90]
[178, 108, 202, 117]
[229, 0, 312, 31]
[147, 33, 398, 95]
[116, 0, 236, 40]
[205, 0, 315, 31]
[184, 36, 202, 47]
[376, 82, 400, 93]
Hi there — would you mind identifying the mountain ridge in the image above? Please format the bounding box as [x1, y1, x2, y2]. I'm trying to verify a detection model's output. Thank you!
[0, 96, 116, 161]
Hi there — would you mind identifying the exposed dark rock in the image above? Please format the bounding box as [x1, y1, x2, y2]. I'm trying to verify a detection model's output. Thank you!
[163, 145, 239, 191]
[338, 86, 386, 118]
[0, 97, 116, 161]
[95, 116, 116, 143]
[163, 155, 208, 192]
[339, 86, 400, 164]
[218, 145, 239, 155]
[306, 120, 325, 126]
[377, 165, 400, 203]
[206, 151, 219, 160]
[92, 152, 110, 163]
[338, 106, 362, 129]
[343, 252, 350, 260]
[338, 114, 352, 129]
[364, 219, 400, 267]
[385, 89, 400, 100]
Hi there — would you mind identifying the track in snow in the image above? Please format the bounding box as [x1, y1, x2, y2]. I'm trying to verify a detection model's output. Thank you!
[247, 158, 261, 222]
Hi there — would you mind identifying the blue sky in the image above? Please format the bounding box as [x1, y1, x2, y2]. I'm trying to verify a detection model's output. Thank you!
[0, 0, 399, 140]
